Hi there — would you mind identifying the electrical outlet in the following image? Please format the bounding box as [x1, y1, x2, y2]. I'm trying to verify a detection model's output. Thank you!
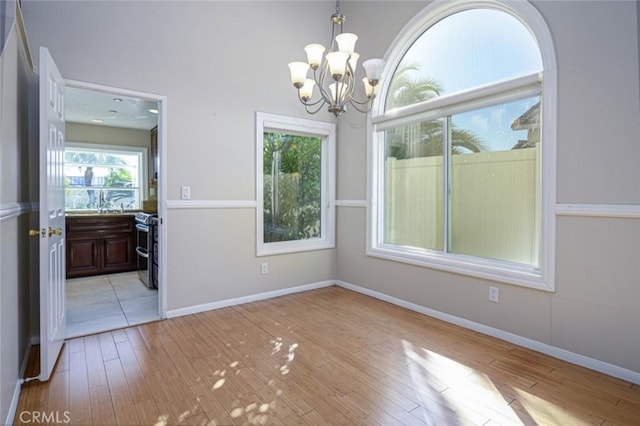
[260, 262, 268, 275]
[180, 186, 191, 200]
[489, 286, 499, 303]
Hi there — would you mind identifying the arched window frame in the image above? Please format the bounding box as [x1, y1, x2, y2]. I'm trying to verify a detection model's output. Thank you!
[367, 0, 557, 291]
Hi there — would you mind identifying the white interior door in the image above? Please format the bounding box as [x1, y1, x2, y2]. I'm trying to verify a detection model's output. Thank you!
[38, 46, 66, 381]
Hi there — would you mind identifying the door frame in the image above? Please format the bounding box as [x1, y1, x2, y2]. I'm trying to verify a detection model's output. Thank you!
[65, 79, 168, 319]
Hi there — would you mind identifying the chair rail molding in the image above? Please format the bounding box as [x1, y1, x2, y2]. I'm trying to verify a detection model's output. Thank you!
[555, 203, 640, 219]
[166, 200, 257, 209]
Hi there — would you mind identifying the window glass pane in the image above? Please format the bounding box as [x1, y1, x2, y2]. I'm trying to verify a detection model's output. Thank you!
[386, 9, 542, 111]
[383, 119, 445, 251]
[449, 96, 540, 265]
[64, 148, 141, 210]
[263, 132, 322, 243]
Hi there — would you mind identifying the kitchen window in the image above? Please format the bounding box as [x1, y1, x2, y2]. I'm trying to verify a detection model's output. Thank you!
[256, 112, 336, 256]
[368, 0, 557, 290]
[64, 143, 147, 212]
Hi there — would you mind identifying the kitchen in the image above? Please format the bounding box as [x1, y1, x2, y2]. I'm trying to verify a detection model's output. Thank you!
[63, 86, 161, 338]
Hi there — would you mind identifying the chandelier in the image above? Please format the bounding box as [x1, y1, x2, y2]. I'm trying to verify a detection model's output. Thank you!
[287, 0, 385, 117]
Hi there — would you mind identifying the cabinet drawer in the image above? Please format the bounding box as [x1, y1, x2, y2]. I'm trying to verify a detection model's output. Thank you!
[67, 216, 134, 234]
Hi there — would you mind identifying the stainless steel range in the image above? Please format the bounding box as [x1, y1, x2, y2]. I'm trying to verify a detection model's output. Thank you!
[134, 212, 159, 288]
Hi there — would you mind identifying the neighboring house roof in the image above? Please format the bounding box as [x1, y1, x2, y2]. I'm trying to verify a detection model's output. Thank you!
[511, 101, 540, 149]
[511, 101, 540, 131]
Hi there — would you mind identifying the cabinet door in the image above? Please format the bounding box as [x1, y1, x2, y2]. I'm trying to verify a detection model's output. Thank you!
[102, 234, 135, 272]
[66, 237, 100, 277]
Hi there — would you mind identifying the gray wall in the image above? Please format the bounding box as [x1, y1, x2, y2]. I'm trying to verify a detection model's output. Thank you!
[15, 0, 640, 397]
[0, 23, 33, 424]
[66, 122, 150, 149]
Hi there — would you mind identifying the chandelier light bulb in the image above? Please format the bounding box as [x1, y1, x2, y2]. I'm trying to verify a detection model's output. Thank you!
[362, 58, 385, 83]
[304, 44, 326, 70]
[335, 32, 358, 54]
[299, 79, 316, 101]
[362, 77, 377, 98]
[326, 51, 349, 80]
[288, 62, 310, 88]
[329, 82, 349, 102]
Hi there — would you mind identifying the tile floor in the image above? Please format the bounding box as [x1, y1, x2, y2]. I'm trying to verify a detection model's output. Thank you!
[66, 271, 159, 338]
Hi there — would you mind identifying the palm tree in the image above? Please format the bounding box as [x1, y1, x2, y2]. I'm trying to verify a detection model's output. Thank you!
[385, 64, 484, 159]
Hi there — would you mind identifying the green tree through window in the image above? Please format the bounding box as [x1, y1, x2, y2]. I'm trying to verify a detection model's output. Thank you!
[263, 132, 322, 243]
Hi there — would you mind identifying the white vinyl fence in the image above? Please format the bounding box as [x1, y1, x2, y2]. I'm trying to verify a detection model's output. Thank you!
[384, 145, 540, 265]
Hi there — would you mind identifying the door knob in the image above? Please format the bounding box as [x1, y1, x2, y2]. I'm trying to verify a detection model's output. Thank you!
[47, 227, 63, 237]
[28, 229, 43, 238]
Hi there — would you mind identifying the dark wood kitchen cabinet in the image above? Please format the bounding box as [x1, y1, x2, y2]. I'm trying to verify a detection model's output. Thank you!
[66, 215, 137, 278]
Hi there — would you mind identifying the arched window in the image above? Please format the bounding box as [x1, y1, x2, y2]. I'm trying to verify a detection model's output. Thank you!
[368, 0, 556, 290]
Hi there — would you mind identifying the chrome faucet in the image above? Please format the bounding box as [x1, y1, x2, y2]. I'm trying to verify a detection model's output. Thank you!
[97, 190, 107, 213]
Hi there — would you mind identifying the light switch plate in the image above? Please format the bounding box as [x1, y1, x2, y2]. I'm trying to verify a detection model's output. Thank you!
[181, 186, 191, 200]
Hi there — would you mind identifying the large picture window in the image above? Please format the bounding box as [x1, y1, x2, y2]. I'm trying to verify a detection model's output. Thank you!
[64, 143, 146, 212]
[256, 113, 336, 256]
[369, 0, 556, 290]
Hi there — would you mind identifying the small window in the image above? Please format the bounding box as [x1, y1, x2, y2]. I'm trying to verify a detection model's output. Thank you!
[64, 143, 146, 211]
[256, 113, 336, 256]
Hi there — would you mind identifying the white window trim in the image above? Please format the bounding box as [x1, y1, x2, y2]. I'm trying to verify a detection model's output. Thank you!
[366, 0, 557, 292]
[256, 112, 336, 256]
[65, 141, 148, 208]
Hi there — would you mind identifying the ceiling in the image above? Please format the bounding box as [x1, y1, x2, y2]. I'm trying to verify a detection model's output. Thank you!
[65, 86, 158, 130]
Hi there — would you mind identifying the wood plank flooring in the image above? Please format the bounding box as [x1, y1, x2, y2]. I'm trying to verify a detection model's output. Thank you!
[15, 286, 640, 425]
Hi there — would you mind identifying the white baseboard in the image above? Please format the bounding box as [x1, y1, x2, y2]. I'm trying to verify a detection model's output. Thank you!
[6, 339, 34, 426]
[166, 280, 335, 318]
[336, 280, 640, 385]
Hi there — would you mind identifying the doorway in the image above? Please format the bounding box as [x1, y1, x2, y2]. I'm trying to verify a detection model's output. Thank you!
[63, 81, 167, 338]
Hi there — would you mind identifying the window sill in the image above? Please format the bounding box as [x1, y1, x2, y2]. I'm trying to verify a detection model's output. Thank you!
[367, 245, 554, 292]
[257, 239, 335, 257]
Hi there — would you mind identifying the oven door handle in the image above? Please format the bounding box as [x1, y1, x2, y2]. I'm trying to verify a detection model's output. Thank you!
[136, 223, 150, 232]
[136, 247, 149, 258]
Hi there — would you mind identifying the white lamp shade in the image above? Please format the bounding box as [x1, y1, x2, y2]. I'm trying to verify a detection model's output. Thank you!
[336, 33, 358, 54]
[299, 79, 316, 100]
[348, 52, 359, 74]
[362, 58, 385, 81]
[329, 82, 349, 101]
[304, 44, 325, 68]
[326, 51, 349, 78]
[288, 61, 310, 86]
[362, 77, 375, 97]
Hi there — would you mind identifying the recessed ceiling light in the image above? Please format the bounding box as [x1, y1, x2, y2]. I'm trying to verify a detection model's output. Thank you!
[91, 119, 104, 123]
[148, 108, 158, 114]
[109, 110, 118, 114]
[113, 98, 123, 102]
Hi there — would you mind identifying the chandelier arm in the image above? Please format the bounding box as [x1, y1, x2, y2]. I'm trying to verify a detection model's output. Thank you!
[347, 98, 374, 114]
[304, 100, 327, 115]
[349, 96, 375, 106]
[299, 96, 325, 108]
[314, 68, 334, 105]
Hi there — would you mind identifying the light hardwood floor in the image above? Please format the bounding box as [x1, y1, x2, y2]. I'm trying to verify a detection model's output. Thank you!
[15, 287, 640, 425]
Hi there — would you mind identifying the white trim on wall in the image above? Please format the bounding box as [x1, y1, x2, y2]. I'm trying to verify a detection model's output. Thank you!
[166, 280, 334, 318]
[335, 200, 367, 208]
[166, 200, 257, 209]
[0, 202, 30, 222]
[556, 203, 640, 219]
[336, 280, 640, 385]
